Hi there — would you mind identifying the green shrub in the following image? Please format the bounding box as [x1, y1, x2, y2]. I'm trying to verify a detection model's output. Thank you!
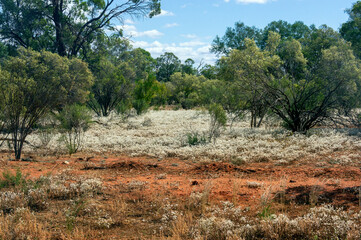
[0, 169, 27, 189]
[56, 104, 91, 155]
[186, 131, 207, 146]
[208, 103, 227, 143]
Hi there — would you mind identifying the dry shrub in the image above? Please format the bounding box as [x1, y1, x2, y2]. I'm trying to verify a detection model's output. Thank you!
[172, 204, 361, 240]
[211, 201, 246, 224]
[187, 181, 213, 214]
[47, 177, 103, 200]
[0, 191, 26, 214]
[0, 208, 51, 240]
[192, 216, 237, 240]
[96, 198, 127, 228]
[170, 212, 194, 240]
[26, 188, 48, 211]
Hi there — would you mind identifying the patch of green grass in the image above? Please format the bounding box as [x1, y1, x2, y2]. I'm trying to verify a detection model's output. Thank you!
[0, 169, 27, 189]
[186, 132, 207, 146]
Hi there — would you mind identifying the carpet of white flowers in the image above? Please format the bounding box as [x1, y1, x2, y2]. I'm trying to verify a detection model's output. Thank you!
[22, 110, 361, 164]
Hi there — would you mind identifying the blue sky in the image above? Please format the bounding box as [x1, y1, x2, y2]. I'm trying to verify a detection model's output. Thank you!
[119, 0, 356, 65]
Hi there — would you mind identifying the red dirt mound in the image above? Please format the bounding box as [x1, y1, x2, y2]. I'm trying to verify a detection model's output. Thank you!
[108, 161, 161, 171]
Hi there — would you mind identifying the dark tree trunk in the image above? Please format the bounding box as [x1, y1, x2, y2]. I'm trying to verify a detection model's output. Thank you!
[53, 0, 66, 56]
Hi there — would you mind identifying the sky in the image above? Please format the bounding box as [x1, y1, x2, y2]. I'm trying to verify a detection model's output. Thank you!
[118, 0, 356, 65]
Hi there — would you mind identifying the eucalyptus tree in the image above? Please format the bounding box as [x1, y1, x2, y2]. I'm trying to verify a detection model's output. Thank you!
[0, 48, 93, 160]
[0, 0, 161, 57]
[211, 21, 261, 56]
[181, 58, 196, 75]
[155, 52, 181, 82]
[218, 38, 280, 128]
[264, 37, 361, 132]
[340, 1, 361, 58]
[87, 58, 132, 116]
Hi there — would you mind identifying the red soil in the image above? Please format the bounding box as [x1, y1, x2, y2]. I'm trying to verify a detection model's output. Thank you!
[1, 151, 361, 215]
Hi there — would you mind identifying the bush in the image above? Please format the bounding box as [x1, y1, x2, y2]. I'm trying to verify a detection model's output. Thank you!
[0, 48, 93, 160]
[0, 169, 27, 189]
[56, 104, 91, 155]
[208, 103, 227, 143]
[133, 74, 163, 115]
[185, 131, 207, 146]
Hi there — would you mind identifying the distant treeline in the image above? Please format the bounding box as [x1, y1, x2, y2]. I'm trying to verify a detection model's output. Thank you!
[0, 0, 361, 159]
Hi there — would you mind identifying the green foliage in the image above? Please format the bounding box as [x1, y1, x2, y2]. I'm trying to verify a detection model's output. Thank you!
[258, 205, 273, 219]
[341, 1, 361, 58]
[65, 198, 87, 232]
[302, 25, 341, 66]
[155, 52, 181, 82]
[211, 21, 261, 55]
[133, 75, 162, 115]
[199, 79, 245, 127]
[199, 64, 218, 80]
[87, 58, 132, 116]
[123, 48, 156, 80]
[167, 72, 206, 109]
[186, 131, 207, 146]
[0, 48, 92, 160]
[213, 26, 361, 132]
[207, 103, 227, 143]
[56, 104, 91, 155]
[267, 38, 361, 132]
[0, 169, 27, 189]
[0, 0, 161, 56]
[211, 20, 311, 56]
[218, 38, 280, 127]
[181, 58, 196, 75]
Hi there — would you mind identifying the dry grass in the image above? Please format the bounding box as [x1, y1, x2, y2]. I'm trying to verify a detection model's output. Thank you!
[0, 167, 361, 239]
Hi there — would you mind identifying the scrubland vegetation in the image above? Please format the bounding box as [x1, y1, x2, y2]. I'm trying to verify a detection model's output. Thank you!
[1, 0, 361, 239]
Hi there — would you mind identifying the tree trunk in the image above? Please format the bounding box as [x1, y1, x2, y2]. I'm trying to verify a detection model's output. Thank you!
[53, 0, 66, 56]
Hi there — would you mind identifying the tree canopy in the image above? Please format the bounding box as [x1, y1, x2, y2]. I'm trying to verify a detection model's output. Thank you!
[0, 0, 161, 57]
[0, 48, 93, 159]
[341, 1, 361, 58]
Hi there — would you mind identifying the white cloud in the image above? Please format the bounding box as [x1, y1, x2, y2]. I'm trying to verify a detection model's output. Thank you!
[224, 0, 230, 2]
[118, 25, 163, 38]
[164, 23, 179, 28]
[179, 41, 207, 47]
[124, 19, 135, 25]
[132, 41, 216, 64]
[122, 24, 137, 32]
[155, 10, 175, 17]
[136, 30, 163, 38]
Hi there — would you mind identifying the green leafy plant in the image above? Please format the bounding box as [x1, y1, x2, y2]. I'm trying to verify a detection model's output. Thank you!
[56, 104, 91, 155]
[258, 205, 273, 219]
[133, 74, 163, 115]
[0, 169, 27, 189]
[0, 48, 93, 160]
[207, 103, 227, 143]
[65, 198, 87, 232]
[186, 131, 207, 146]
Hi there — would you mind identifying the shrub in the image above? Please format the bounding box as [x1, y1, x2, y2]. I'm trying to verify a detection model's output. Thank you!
[0, 208, 51, 239]
[0, 48, 92, 160]
[208, 103, 227, 143]
[133, 74, 163, 115]
[56, 104, 91, 155]
[185, 131, 207, 146]
[0, 169, 27, 189]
